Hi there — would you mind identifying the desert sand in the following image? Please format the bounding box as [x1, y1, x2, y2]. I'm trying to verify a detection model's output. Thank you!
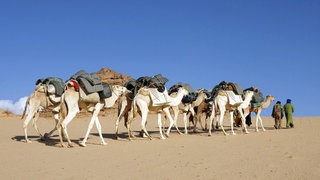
[1, 111, 319, 180]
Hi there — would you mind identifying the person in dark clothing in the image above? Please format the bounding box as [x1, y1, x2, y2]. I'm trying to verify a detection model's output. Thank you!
[272, 101, 284, 129]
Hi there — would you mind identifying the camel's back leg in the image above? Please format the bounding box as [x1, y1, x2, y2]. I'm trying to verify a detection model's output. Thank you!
[23, 99, 41, 143]
[115, 99, 128, 139]
[31, 111, 44, 139]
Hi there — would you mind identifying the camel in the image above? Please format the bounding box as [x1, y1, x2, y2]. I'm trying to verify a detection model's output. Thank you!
[191, 97, 212, 132]
[114, 94, 133, 139]
[208, 90, 254, 136]
[170, 89, 208, 134]
[240, 95, 275, 132]
[21, 80, 63, 143]
[57, 81, 128, 147]
[127, 86, 188, 140]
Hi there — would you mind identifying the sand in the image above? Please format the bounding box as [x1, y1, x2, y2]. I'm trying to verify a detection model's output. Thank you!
[1, 112, 319, 180]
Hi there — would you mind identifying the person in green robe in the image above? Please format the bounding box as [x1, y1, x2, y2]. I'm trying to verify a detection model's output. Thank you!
[284, 99, 295, 128]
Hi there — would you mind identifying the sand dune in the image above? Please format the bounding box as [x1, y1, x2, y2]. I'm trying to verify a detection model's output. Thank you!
[1, 112, 319, 180]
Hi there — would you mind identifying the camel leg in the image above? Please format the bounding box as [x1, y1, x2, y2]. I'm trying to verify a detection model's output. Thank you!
[140, 110, 152, 140]
[95, 116, 107, 145]
[183, 112, 188, 134]
[193, 113, 199, 133]
[229, 111, 236, 135]
[44, 113, 59, 139]
[80, 103, 107, 147]
[158, 113, 166, 140]
[126, 118, 133, 141]
[115, 113, 122, 140]
[172, 106, 182, 135]
[115, 99, 128, 139]
[215, 100, 229, 135]
[59, 110, 77, 148]
[256, 110, 265, 131]
[218, 113, 228, 135]
[23, 109, 38, 143]
[32, 112, 46, 140]
[164, 108, 175, 137]
[198, 116, 206, 131]
[238, 107, 249, 134]
[208, 107, 215, 136]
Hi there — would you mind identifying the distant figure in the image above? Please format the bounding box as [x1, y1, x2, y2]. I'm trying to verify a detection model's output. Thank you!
[284, 99, 295, 128]
[246, 112, 252, 127]
[272, 101, 284, 129]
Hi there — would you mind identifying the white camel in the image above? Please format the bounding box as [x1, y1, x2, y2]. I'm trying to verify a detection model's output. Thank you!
[242, 95, 275, 132]
[58, 81, 128, 147]
[170, 89, 208, 134]
[127, 87, 188, 140]
[208, 90, 254, 136]
[21, 82, 62, 143]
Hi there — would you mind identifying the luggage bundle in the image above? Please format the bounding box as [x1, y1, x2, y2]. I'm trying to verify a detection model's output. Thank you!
[70, 70, 112, 100]
[35, 77, 64, 97]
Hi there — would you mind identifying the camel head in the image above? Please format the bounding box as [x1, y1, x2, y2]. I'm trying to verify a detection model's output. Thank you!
[266, 95, 275, 102]
[112, 85, 130, 96]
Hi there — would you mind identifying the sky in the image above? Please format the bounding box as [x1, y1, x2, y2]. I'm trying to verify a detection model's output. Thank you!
[0, 0, 319, 116]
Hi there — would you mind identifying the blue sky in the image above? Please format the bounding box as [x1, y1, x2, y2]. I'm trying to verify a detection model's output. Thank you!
[0, 0, 319, 116]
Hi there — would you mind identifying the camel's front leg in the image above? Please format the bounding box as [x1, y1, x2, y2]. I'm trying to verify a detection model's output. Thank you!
[229, 111, 237, 135]
[238, 108, 249, 134]
[164, 108, 175, 137]
[44, 113, 59, 139]
[140, 111, 152, 140]
[59, 110, 77, 148]
[172, 106, 182, 135]
[80, 103, 106, 147]
[208, 110, 214, 136]
[158, 113, 166, 140]
[183, 112, 188, 134]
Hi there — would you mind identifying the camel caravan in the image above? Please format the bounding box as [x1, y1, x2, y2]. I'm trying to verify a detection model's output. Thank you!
[21, 68, 274, 148]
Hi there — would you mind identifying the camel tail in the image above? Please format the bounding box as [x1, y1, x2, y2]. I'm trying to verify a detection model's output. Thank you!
[21, 96, 30, 120]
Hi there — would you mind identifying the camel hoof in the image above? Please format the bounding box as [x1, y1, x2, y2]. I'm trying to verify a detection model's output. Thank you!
[160, 136, 166, 140]
[101, 141, 107, 145]
[79, 142, 87, 147]
[61, 144, 68, 148]
[232, 132, 236, 135]
[40, 136, 46, 141]
[68, 143, 74, 148]
[44, 133, 50, 139]
[25, 139, 32, 143]
[262, 129, 266, 132]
